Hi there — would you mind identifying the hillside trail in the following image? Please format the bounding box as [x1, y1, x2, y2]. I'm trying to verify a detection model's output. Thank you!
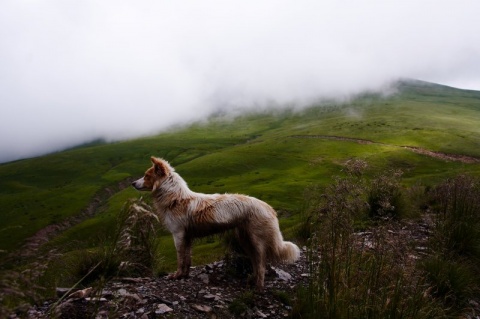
[3, 178, 135, 265]
[290, 135, 480, 164]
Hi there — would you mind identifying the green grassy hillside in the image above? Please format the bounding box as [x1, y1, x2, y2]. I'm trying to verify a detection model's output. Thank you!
[1, 79, 480, 269]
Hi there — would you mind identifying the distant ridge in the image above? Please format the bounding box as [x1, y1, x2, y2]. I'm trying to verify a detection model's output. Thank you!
[395, 78, 480, 97]
[61, 138, 108, 151]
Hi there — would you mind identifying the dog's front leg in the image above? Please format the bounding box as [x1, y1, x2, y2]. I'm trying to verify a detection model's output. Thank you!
[168, 233, 190, 279]
[183, 237, 192, 276]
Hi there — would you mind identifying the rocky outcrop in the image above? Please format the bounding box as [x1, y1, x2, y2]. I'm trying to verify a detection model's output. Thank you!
[18, 251, 309, 318]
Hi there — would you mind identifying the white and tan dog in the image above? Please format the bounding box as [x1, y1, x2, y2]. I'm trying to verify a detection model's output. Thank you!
[132, 157, 300, 290]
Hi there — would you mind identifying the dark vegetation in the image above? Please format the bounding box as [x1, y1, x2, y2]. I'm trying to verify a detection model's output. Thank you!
[292, 162, 480, 318]
[1, 79, 480, 317]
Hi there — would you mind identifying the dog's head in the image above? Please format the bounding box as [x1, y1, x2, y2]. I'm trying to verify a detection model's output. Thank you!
[131, 157, 173, 191]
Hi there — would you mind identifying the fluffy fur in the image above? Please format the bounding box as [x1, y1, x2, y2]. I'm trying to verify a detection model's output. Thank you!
[132, 157, 300, 290]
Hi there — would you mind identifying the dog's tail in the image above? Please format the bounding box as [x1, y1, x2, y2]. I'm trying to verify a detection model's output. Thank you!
[277, 241, 301, 263]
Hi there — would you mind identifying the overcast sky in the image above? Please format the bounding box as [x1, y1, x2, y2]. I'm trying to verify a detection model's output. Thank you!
[1, 1, 479, 163]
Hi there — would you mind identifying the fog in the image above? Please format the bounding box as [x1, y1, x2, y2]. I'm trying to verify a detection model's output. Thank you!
[1, 1, 479, 163]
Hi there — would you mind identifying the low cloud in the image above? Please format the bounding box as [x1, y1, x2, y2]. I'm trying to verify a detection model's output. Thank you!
[1, 1, 479, 163]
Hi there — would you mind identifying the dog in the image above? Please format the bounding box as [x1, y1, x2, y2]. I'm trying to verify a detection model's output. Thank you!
[131, 157, 300, 290]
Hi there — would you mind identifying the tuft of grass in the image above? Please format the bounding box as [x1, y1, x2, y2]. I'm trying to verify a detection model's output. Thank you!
[47, 198, 163, 294]
[228, 298, 249, 316]
[421, 256, 476, 307]
[431, 174, 480, 259]
[0, 249, 60, 317]
[114, 198, 163, 276]
[420, 174, 480, 315]
[272, 289, 292, 306]
[228, 290, 255, 316]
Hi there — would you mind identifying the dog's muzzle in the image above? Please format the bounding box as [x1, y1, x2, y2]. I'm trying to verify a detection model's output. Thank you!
[131, 177, 146, 190]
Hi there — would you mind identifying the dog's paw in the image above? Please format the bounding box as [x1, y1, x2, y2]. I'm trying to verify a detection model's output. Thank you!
[167, 271, 188, 280]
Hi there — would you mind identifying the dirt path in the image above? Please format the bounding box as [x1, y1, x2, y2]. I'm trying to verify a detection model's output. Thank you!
[5, 178, 135, 264]
[290, 135, 480, 164]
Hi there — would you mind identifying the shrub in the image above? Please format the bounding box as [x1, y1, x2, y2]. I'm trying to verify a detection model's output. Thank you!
[367, 169, 406, 220]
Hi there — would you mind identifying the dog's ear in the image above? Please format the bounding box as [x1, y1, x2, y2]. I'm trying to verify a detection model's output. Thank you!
[150, 156, 169, 176]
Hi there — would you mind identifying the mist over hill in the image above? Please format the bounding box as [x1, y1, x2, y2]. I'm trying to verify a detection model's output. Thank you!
[1, 79, 398, 164]
[3, 79, 478, 164]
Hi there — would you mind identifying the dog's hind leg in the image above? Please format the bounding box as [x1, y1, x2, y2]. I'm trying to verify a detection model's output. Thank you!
[235, 228, 267, 291]
[251, 245, 266, 291]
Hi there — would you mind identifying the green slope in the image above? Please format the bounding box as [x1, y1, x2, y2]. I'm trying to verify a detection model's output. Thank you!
[1, 79, 480, 261]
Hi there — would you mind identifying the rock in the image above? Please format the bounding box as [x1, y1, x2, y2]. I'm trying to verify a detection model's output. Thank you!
[121, 292, 144, 309]
[203, 293, 217, 300]
[198, 273, 210, 284]
[121, 277, 144, 283]
[273, 268, 292, 281]
[151, 294, 174, 305]
[68, 287, 92, 299]
[85, 297, 107, 302]
[155, 303, 173, 314]
[117, 288, 128, 296]
[101, 289, 113, 298]
[191, 304, 213, 313]
[255, 309, 268, 318]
